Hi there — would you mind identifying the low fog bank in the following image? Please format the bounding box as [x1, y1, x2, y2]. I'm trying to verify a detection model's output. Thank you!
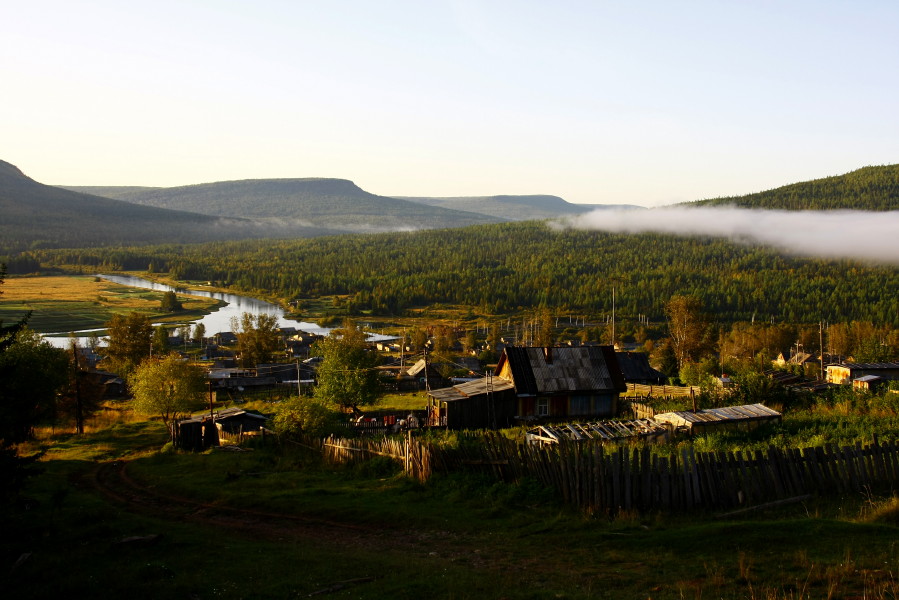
[555, 207, 899, 264]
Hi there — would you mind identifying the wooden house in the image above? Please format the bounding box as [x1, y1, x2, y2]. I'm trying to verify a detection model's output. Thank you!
[497, 346, 626, 420]
[827, 362, 899, 385]
[427, 346, 626, 429]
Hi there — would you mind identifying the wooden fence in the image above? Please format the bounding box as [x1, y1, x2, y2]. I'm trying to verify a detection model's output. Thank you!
[297, 432, 899, 515]
[425, 435, 899, 515]
[623, 383, 701, 399]
[321, 433, 431, 482]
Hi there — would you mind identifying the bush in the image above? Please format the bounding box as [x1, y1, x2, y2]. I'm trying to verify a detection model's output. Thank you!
[273, 397, 339, 438]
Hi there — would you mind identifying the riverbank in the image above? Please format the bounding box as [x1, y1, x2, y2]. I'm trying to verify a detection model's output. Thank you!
[0, 274, 225, 335]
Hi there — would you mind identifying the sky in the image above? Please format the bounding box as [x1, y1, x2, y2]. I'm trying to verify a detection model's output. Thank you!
[4, 1, 898, 207]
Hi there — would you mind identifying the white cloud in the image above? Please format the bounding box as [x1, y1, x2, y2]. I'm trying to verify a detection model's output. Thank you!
[555, 207, 899, 264]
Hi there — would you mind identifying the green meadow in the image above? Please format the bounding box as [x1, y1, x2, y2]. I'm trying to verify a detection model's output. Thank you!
[0, 275, 223, 334]
[6, 409, 899, 600]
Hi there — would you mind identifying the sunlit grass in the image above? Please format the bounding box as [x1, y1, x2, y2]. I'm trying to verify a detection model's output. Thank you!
[0, 274, 222, 333]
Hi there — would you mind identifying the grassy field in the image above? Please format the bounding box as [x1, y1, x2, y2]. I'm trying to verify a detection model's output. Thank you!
[5, 408, 899, 600]
[0, 274, 223, 334]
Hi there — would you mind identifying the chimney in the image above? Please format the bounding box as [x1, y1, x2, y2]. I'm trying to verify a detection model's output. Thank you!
[543, 347, 553, 364]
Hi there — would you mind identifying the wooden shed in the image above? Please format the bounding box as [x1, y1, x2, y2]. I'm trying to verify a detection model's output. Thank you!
[428, 378, 517, 429]
[652, 403, 781, 435]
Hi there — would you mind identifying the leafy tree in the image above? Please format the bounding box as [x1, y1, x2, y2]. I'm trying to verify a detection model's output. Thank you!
[0, 328, 70, 445]
[534, 309, 555, 347]
[312, 320, 381, 415]
[432, 325, 454, 356]
[665, 295, 706, 371]
[152, 324, 170, 356]
[104, 312, 152, 377]
[463, 329, 478, 353]
[410, 326, 429, 352]
[193, 322, 206, 344]
[160, 290, 183, 312]
[129, 353, 207, 440]
[231, 312, 281, 367]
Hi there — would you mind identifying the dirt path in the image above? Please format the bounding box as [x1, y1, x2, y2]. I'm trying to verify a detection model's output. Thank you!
[89, 459, 493, 567]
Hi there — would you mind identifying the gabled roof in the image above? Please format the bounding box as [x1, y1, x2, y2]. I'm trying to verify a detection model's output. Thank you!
[497, 346, 626, 395]
[615, 351, 666, 382]
[789, 352, 817, 364]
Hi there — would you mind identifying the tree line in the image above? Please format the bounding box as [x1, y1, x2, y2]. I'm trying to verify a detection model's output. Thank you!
[30, 221, 899, 326]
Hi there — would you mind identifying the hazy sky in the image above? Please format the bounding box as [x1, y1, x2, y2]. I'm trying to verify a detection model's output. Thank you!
[4, 1, 897, 206]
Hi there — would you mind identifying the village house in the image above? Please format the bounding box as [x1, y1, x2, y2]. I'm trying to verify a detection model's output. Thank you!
[826, 362, 899, 385]
[427, 346, 626, 429]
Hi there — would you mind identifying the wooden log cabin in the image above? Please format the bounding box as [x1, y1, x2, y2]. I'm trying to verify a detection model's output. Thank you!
[428, 346, 627, 429]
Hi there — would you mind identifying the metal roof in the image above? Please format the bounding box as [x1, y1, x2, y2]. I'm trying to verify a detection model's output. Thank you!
[500, 346, 626, 395]
[855, 375, 884, 383]
[835, 362, 899, 370]
[654, 403, 781, 427]
[428, 377, 515, 403]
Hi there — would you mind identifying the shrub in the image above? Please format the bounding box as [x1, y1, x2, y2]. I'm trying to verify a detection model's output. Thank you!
[273, 397, 339, 438]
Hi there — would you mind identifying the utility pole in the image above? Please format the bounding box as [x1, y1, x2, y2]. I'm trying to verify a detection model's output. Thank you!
[423, 346, 430, 391]
[611, 284, 616, 349]
[296, 357, 302, 398]
[72, 343, 84, 434]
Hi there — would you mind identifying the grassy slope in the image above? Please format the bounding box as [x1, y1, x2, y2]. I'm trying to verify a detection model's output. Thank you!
[690, 164, 899, 210]
[5, 414, 899, 600]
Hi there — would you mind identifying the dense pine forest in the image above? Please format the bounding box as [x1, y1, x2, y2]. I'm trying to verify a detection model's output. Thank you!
[31, 221, 899, 326]
[691, 164, 899, 211]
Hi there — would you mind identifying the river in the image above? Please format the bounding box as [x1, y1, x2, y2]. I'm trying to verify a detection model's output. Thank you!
[43, 275, 368, 348]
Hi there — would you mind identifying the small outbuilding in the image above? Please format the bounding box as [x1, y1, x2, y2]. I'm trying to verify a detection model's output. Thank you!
[852, 375, 886, 392]
[652, 403, 781, 435]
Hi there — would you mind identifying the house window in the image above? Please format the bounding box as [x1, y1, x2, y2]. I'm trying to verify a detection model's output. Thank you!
[537, 398, 549, 416]
[570, 395, 590, 415]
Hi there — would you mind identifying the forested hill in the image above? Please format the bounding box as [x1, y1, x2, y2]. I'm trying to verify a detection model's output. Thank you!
[0, 160, 260, 254]
[397, 194, 643, 220]
[690, 165, 899, 210]
[66, 178, 504, 232]
[35, 221, 899, 327]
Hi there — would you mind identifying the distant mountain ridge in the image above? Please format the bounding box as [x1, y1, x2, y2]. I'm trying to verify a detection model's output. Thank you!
[64, 178, 504, 232]
[397, 194, 643, 220]
[0, 160, 261, 254]
[689, 164, 899, 211]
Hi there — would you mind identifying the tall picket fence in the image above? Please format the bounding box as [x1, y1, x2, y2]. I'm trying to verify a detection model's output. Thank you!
[310, 432, 899, 514]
